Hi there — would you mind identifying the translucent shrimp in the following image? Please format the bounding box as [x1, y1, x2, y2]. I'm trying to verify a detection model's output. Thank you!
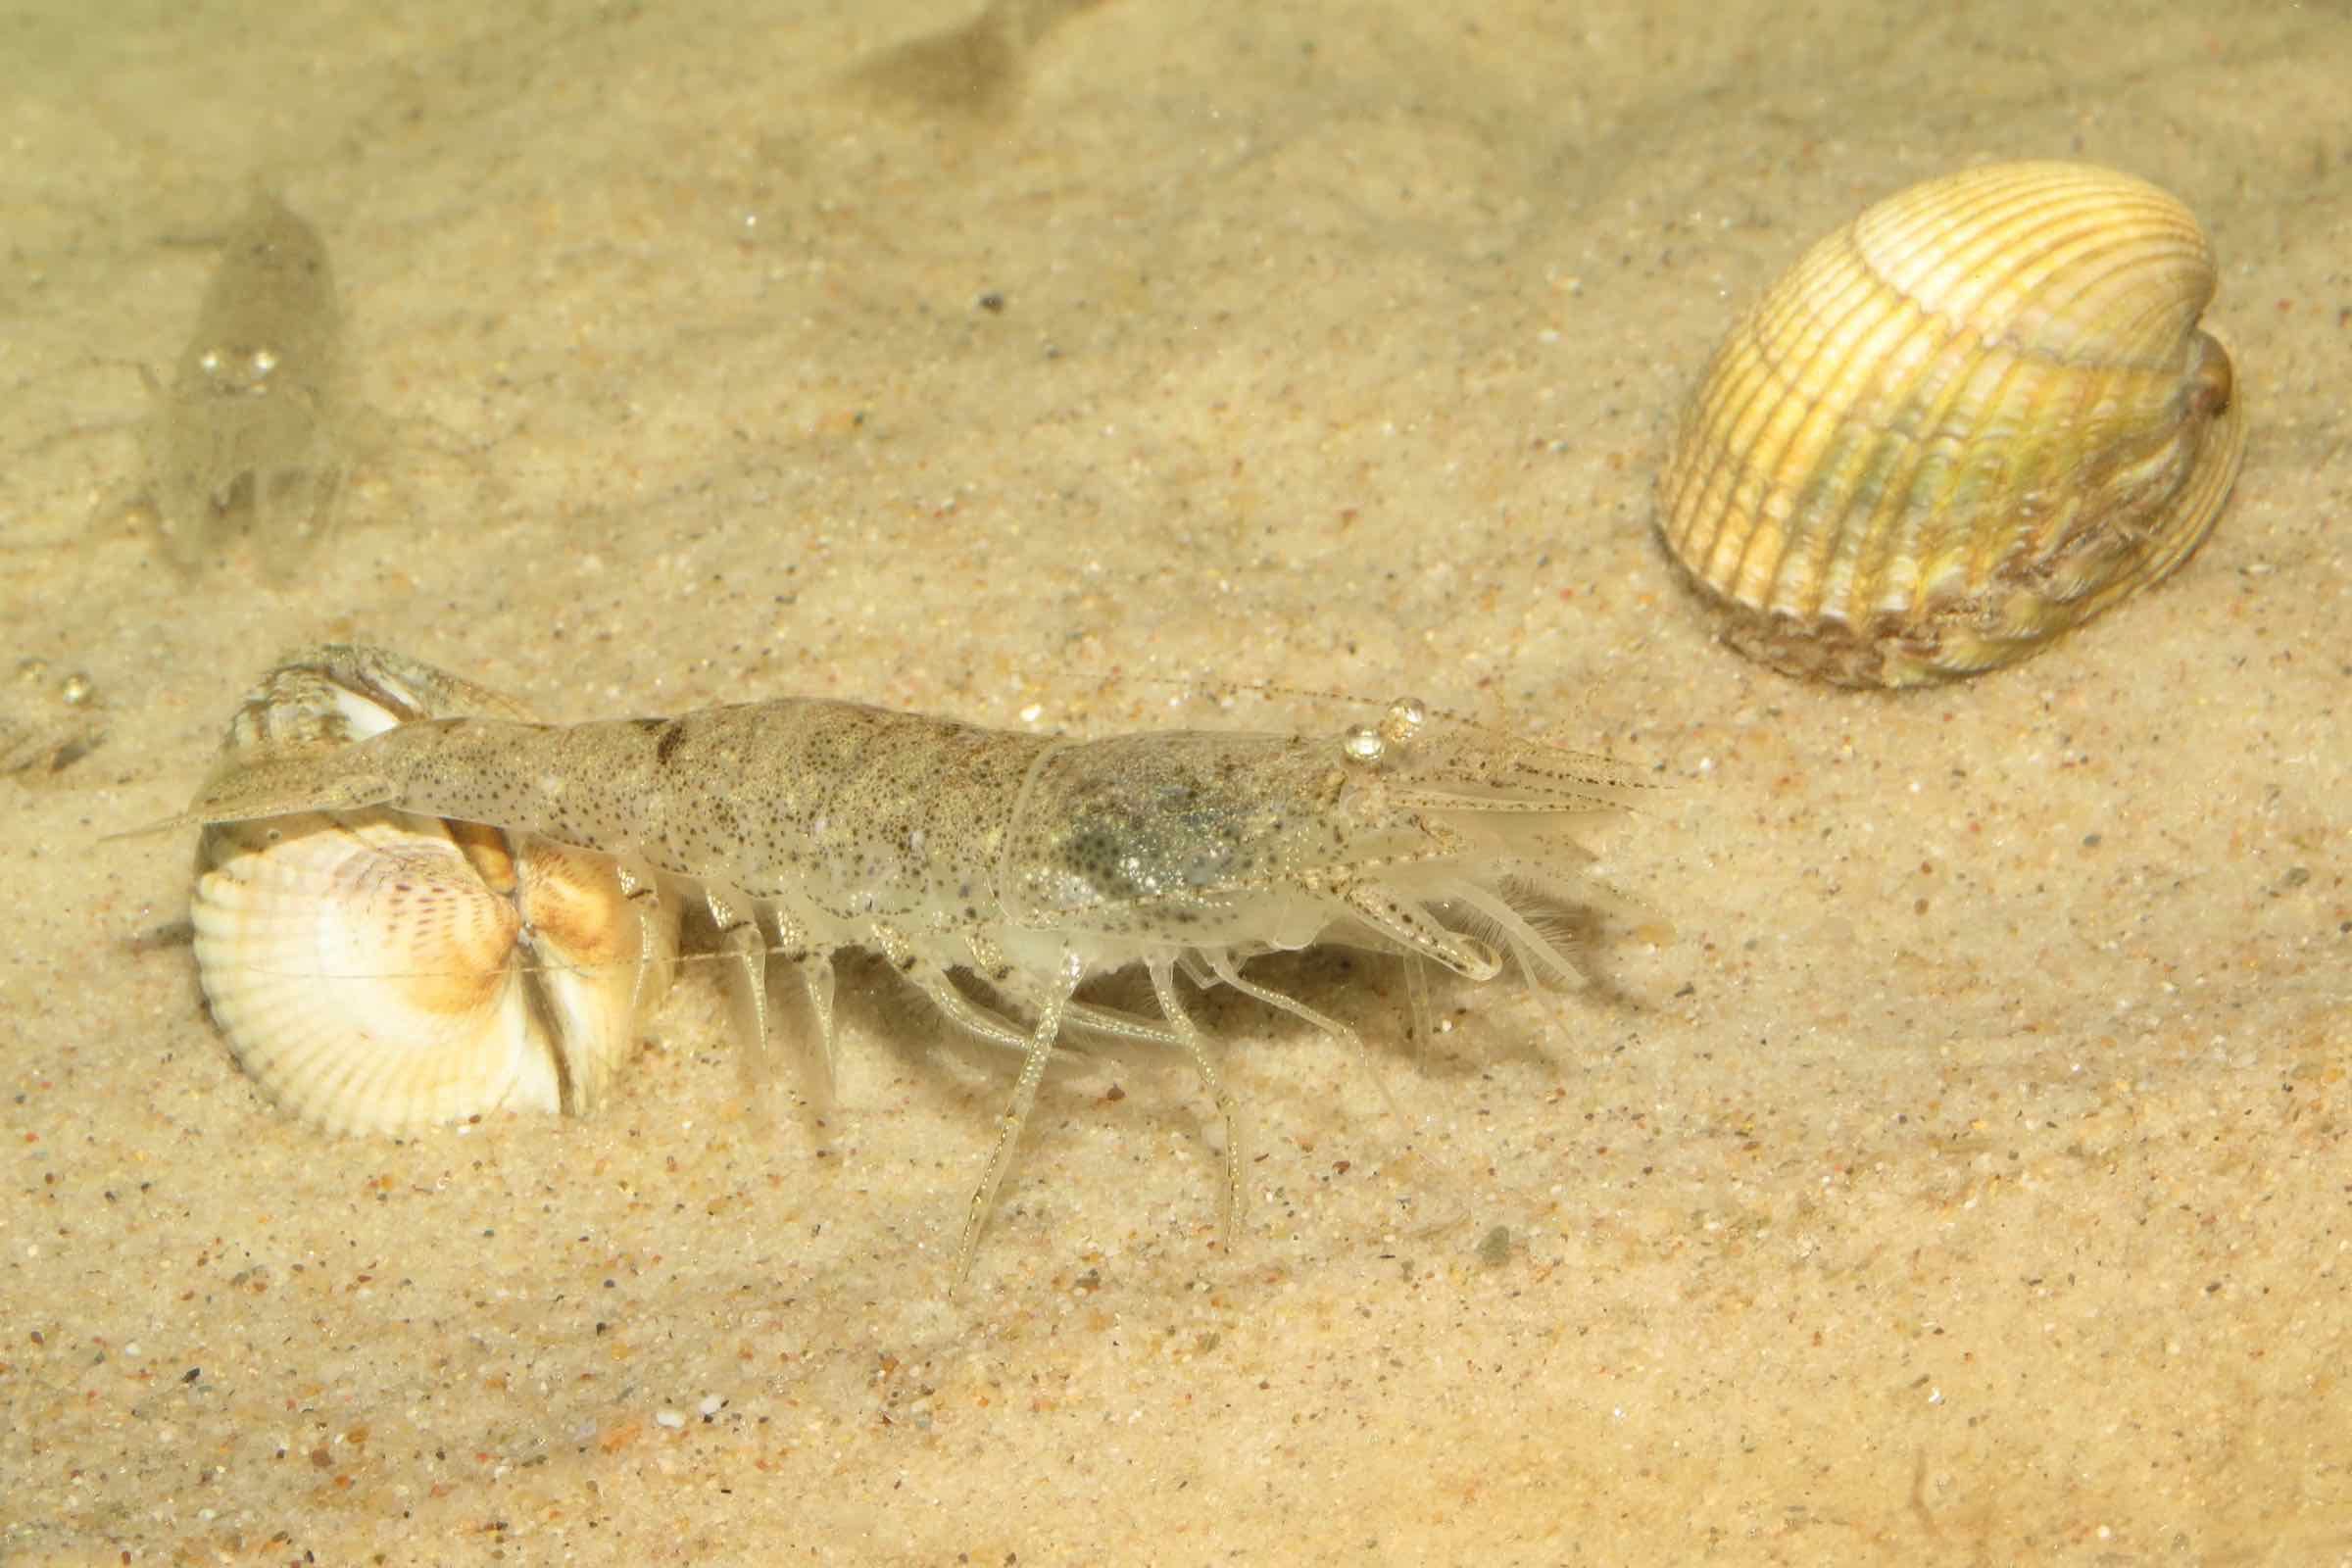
[150, 646, 1650, 1282]
[142, 190, 348, 575]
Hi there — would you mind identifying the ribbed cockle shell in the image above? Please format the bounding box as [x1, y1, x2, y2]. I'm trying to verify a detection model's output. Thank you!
[1656, 161, 2246, 686]
[190, 648, 678, 1133]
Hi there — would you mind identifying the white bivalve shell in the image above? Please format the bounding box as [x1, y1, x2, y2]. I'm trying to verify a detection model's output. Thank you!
[190, 648, 679, 1133]
[1656, 161, 2246, 686]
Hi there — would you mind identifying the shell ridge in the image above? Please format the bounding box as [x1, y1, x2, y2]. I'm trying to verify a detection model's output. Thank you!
[1712, 242, 1901, 616]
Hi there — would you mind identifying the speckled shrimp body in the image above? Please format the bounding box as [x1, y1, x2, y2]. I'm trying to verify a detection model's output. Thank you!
[173, 646, 1645, 1280]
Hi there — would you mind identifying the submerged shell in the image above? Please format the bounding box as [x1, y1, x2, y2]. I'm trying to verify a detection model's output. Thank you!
[190, 648, 678, 1134]
[1656, 161, 2246, 686]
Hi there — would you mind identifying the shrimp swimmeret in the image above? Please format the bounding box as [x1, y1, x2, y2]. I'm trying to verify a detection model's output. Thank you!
[157, 645, 1651, 1282]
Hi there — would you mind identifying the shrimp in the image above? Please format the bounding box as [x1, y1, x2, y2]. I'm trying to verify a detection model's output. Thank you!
[142, 190, 348, 576]
[152, 645, 1649, 1282]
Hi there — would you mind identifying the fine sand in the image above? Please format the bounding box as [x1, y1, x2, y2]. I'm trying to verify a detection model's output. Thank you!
[3, 2, 2346, 1562]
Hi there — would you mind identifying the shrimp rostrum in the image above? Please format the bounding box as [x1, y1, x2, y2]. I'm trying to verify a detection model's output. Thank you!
[161, 646, 1648, 1281]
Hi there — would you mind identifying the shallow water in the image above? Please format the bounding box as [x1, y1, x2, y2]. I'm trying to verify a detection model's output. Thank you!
[3, 2, 2346, 1561]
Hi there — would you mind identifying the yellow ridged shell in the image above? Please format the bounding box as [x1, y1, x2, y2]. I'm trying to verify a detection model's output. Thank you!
[190, 649, 679, 1134]
[1656, 161, 2247, 686]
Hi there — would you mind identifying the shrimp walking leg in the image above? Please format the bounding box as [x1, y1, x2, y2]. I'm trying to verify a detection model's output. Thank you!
[1203, 949, 1409, 1123]
[705, 885, 777, 1101]
[1147, 956, 1244, 1240]
[786, 946, 841, 1111]
[956, 955, 1084, 1284]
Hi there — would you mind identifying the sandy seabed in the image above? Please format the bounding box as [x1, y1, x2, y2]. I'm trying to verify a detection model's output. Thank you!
[2, 2, 2347, 1563]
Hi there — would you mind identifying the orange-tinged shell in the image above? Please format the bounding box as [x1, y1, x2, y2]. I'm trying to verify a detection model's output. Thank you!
[1656, 161, 2246, 686]
[190, 648, 678, 1133]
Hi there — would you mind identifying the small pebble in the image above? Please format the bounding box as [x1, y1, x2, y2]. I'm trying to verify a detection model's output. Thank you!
[1475, 1225, 1514, 1267]
[654, 1408, 686, 1430]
